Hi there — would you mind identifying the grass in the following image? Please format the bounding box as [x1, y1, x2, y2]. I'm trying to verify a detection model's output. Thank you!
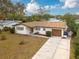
[70, 39, 76, 59]
[0, 32, 47, 59]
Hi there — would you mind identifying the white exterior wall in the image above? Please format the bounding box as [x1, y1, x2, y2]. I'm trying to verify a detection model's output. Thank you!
[45, 28, 52, 31]
[39, 28, 46, 34]
[65, 25, 68, 31]
[15, 25, 31, 35]
[15, 25, 65, 37]
[61, 29, 64, 37]
[33, 27, 52, 35]
[0, 26, 4, 30]
[33, 27, 65, 37]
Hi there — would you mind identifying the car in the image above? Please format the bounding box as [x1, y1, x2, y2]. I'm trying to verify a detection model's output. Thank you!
[63, 32, 68, 38]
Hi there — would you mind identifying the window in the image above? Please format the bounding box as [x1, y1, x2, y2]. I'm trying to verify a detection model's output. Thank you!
[36, 27, 40, 30]
[16, 27, 24, 30]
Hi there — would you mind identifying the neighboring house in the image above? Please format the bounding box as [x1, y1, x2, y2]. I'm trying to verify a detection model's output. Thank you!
[0, 20, 21, 29]
[75, 19, 79, 24]
[49, 18, 63, 22]
[15, 21, 67, 37]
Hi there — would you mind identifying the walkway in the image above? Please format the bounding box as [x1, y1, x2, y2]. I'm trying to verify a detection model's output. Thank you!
[32, 37, 70, 59]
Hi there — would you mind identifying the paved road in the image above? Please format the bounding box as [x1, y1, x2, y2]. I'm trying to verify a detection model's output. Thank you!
[32, 37, 70, 59]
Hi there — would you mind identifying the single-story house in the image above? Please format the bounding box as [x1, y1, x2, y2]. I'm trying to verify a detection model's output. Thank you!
[15, 21, 67, 37]
[0, 20, 21, 30]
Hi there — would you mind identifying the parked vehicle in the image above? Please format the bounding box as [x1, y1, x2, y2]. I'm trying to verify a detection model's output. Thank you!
[63, 32, 68, 38]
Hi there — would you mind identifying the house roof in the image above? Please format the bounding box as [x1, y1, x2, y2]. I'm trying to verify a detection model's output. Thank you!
[0, 20, 21, 26]
[23, 21, 67, 28]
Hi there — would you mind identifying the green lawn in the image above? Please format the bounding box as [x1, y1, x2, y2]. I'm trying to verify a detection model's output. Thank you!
[70, 39, 75, 59]
[0, 32, 47, 59]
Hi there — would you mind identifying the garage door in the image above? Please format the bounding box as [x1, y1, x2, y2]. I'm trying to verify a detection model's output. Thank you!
[52, 29, 61, 36]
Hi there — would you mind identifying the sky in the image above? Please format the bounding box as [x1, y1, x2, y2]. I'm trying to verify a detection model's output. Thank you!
[11, 0, 79, 15]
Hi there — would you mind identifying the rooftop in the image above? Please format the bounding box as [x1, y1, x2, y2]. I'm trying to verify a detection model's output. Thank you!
[0, 20, 21, 26]
[23, 21, 66, 28]
[49, 18, 63, 22]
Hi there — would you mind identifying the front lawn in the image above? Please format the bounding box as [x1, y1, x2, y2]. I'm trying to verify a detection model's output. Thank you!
[0, 32, 47, 59]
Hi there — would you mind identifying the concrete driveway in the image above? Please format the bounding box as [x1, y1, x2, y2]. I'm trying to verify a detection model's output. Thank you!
[32, 37, 70, 59]
[53, 38, 70, 59]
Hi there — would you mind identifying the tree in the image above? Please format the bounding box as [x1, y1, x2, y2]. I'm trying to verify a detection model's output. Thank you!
[0, 0, 25, 20]
[31, 14, 42, 21]
[13, 3, 25, 15]
[30, 13, 53, 21]
[0, 0, 14, 20]
[42, 14, 53, 20]
[74, 29, 79, 59]
[61, 14, 77, 36]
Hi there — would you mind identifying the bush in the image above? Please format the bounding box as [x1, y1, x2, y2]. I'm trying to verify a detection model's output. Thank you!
[22, 19, 27, 23]
[0, 30, 2, 34]
[74, 29, 79, 59]
[19, 40, 25, 45]
[10, 27, 15, 34]
[0, 35, 6, 40]
[75, 46, 79, 59]
[76, 56, 79, 59]
[3, 27, 10, 31]
[46, 31, 51, 37]
[34, 32, 39, 34]
[74, 29, 79, 46]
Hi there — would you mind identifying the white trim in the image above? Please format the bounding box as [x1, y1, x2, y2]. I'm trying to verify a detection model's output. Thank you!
[61, 29, 64, 37]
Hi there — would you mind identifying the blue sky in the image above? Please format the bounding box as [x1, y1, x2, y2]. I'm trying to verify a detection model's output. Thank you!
[11, 0, 60, 5]
[11, 0, 79, 15]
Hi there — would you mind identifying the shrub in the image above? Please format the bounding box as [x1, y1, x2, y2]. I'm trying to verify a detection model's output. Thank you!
[76, 46, 79, 54]
[75, 46, 79, 59]
[34, 32, 39, 34]
[19, 40, 25, 45]
[74, 29, 79, 59]
[46, 31, 51, 37]
[74, 29, 79, 45]
[10, 27, 15, 34]
[0, 35, 6, 40]
[22, 19, 27, 23]
[0, 30, 2, 34]
[76, 56, 79, 59]
[3, 27, 10, 31]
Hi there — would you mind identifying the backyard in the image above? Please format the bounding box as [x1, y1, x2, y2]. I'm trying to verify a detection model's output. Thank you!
[0, 32, 47, 59]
